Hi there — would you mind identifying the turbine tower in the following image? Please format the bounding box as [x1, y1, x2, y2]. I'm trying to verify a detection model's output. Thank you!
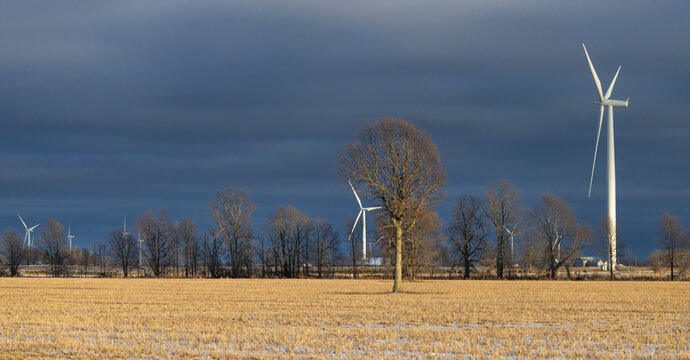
[346, 180, 382, 259]
[583, 43, 629, 271]
[137, 231, 144, 270]
[18, 214, 39, 248]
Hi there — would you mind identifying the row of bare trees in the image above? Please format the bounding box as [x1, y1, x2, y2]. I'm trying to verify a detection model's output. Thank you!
[448, 181, 594, 280]
[98, 189, 342, 278]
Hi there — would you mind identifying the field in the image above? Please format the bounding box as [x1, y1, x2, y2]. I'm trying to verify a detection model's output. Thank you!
[0, 279, 688, 359]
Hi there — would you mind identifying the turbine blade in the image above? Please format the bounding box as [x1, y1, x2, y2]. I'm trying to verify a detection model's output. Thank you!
[604, 65, 621, 100]
[18, 214, 28, 229]
[588, 105, 605, 198]
[582, 43, 604, 101]
[29, 224, 39, 231]
[347, 210, 363, 243]
[364, 206, 383, 211]
[348, 180, 362, 209]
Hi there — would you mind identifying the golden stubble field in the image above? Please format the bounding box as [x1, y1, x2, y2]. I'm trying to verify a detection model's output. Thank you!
[0, 279, 687, 359]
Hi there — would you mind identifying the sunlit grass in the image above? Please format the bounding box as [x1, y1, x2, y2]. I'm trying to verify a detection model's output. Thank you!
[0, 279, 687, 359]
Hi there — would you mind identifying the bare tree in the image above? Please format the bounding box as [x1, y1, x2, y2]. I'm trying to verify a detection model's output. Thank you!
[338, 118, 446, 292]
[1, 229, 25, 276]
[312, 219, 338, 278]
[648, 249, 665, 274]
[136, 210, 171, 277]
[485, 180, 522, 279]
[518, 227, 543, 273]
[77, 247, 90, 277]
[180, 217, 199, 278]
[256, 232, 269, 278]
[531, 194, 590, 279]
[201, 229, 224, 278]
[448, 195, 487, 279]
[168, 221, 181, 277]
[93, 242, 109, 276]
[657, 213, 686, 281]
[38, 218, 70, 277]
[211, 188, 255, 278]
[108, 228, 138, 277]
[265, 206, 310, 278]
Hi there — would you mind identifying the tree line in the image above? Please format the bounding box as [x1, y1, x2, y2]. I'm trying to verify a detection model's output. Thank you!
[1, 118, 688, 284]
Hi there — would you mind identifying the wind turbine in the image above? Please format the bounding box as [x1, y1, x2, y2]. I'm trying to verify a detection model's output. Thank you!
[582, 43, 629, 271]
[123, 213, 131, 240]
[67, 221, 75, 250]
[18, 214, 39, 248]
[346, 180, 382, 260]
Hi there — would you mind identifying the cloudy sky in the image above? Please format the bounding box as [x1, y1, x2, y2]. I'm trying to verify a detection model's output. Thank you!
[1, 1, 688, 259]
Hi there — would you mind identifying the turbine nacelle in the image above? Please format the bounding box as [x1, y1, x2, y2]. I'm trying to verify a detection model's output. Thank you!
[595, 98, 629, 107]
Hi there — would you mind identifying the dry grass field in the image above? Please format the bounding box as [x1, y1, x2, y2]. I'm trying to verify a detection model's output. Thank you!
[0, 279, 688, 359]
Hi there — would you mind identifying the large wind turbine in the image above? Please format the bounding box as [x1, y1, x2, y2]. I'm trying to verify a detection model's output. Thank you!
[346, 180, 382, 259]
[583, 43, 629, 271]
[18, 214, 39, 248]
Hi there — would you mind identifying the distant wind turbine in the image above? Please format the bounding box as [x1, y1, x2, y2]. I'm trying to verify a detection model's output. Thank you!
[582, 43, 629, 271]
[123, 213, 130, 240]
[18, 214, 39, 248]
[346, 180, 382, 259]
[67, 221, 75, 250]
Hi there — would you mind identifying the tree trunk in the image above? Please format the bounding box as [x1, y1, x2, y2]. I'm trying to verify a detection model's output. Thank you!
[463, 259, 470, 279]
[496, 232, 504, 279]
[670, 248, 674, 281]
[609, 250, 614, 280]
[392, 223, 403, 293]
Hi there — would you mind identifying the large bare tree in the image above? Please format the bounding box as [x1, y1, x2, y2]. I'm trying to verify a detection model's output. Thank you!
[657, 213, 686, 280]
[338, 117, 446, 293]
[1, 229, 25, 276]
[485, 180, 522, 279]
[38, 218, 70, 277]
[448, 195, 487, 279]
[531, 193, 590, 279]
[211, 187, 255, 278]
[136, 210, 171, 277]
[108, 228, 138, 277]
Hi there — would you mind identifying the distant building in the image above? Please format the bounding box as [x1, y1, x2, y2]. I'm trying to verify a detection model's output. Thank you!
[599, 260, 608, 270]
[363, 257, 384, 266]
[573, 256, 598, 268]
[574, 257, 623, 270]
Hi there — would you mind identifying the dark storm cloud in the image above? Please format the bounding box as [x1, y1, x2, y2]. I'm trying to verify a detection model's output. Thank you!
[1, 0, 689, 257]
